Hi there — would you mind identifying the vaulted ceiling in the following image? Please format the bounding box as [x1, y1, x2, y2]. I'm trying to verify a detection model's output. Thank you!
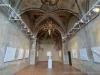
[6, 0, 91, 37]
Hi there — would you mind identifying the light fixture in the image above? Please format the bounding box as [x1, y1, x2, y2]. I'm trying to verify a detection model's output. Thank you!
[88, 12, 91, 16]
[48, 21, 53, 35]
[79, 19, 85, 24]
[80, 19, 83, 22]
[27, 29, 30, 33]
[24, 25, 27, 29]
[75, 22, 78, 26]
[42, 20, 54, 35]
[48, 29, 51, 35]
[92, 7, 100, 13]
[62, 36, 66, 40]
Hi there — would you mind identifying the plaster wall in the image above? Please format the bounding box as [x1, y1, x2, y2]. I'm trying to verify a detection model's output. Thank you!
[68, 15, 100, 75]
[0, 11, 31, 75]
[37, 39, 62, 62]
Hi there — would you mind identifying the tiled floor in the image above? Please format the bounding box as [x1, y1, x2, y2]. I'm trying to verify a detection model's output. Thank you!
[15, 62, 87, 75]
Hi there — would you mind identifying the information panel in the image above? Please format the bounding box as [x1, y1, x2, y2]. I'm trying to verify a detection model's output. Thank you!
[4, 47, 16, 62]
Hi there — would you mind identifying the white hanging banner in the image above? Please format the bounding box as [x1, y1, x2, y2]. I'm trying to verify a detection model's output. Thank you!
[91, 47, 100, 63]
[59, 50, 62, 57]
[4, 47, 16, 62]
[71, 49, 78, 59]
[25, 49, 29, 58]
[80, 48, 89, 61]
[17, 48, 24, 59]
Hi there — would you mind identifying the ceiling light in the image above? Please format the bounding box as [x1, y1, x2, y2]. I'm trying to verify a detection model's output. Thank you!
[24, 25, 27, 28]
[75, 22, 78, 25]
[88, 12, 91, 16]
[80, 19, 83, 22]
[62, 36, 66, 39]
[80, 19, 85, 24]
[92, 7, 100, 13]
[27, 29, 30, 33]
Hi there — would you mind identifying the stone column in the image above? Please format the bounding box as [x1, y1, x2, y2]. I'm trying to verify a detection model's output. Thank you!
[62, 39, 69, 64]
[30, 38, 36, 65]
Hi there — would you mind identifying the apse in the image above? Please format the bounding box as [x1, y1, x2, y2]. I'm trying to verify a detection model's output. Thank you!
[36, 19, 62, 62]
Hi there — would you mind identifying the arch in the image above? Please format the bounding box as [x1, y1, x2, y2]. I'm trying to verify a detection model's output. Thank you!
[34, 14, 65, 37]
[20, 8, 79, 18]
[34, 13, 65, 29]
[20, 8, 80, 37]
[37, 28, 62, 40]
[52, 9, 80, 18]
[20, 8, 46, 15]
[35, 24, 64, 39]
[36, 28, 63, 63]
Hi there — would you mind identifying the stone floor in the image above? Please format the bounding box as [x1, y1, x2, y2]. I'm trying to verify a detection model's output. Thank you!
[15, 62, 87, 75]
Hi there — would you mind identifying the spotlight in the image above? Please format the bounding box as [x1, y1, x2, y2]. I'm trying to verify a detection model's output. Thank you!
[27, 29, 30, 33]
[24, 25, 27, 29]
[75, 22, 78, 26]
[79, 19, 86, 24]
[80, 19, 83, 22]
[88, 12, 92, 16]
[92, 7, 100, 13]
[62, 37, 66, 39]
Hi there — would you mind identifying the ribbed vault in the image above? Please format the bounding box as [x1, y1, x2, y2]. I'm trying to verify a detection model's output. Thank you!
[19, 0, 89, 37]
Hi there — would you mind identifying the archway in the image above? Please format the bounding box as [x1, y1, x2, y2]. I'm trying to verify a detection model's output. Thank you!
[35, 19, 63, 63]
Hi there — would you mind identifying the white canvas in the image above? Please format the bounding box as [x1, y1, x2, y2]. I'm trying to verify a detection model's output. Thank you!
[91, 47, 100, 63]
[71, 49, 78, 58]
[4, 47, 16, 62]
[25, 50, 29, 58]
[80, 48, 89, 61]
[17, 49, 24, 59]
[59, 50, 62, 57]
[37, 51, 39, 57]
